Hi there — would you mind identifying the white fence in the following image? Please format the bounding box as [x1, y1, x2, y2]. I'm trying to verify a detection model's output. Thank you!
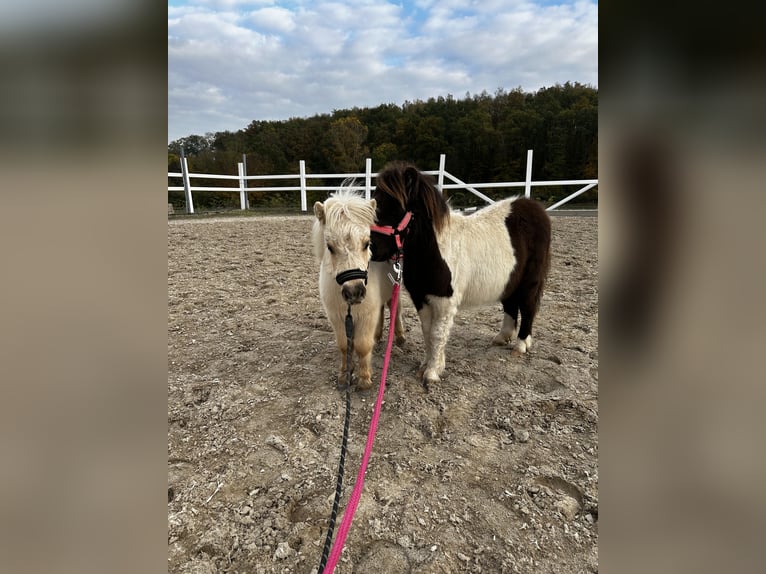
[167, 150, 597, 214]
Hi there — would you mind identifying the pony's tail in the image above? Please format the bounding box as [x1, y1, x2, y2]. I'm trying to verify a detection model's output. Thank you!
[515, 197, 552, 316]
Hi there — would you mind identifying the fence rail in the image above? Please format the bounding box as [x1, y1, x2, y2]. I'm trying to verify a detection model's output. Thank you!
[167, 151, 597, 214]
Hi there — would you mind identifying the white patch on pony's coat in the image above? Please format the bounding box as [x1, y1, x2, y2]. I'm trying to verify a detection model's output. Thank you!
[513, 335, 533, 354]
[434, 199, 518, 308]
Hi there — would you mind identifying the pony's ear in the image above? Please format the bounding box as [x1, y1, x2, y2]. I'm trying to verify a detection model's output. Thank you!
[313, 201, 325, 222]
[369, 198, 376, 213]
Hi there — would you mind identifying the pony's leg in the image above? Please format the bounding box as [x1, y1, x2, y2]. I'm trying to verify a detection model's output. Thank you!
[376, 301, 405, 344]
[375, 301, 405, 345]
[374, 305, 385, 342]
[354, 317, 376, 390]
[334, 327, 351, 384]
[416, 304, 434, 379]
[392, 300, 406, 345]
[420, 298, 456, 387]
[512, 282, 543, 357]
[493, 295, 519, 345]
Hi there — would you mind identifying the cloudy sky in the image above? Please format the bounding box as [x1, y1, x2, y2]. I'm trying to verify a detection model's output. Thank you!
[168, 0, 597, 142]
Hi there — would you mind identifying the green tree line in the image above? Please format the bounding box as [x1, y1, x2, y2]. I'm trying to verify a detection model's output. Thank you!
[168, 82, 597, 211]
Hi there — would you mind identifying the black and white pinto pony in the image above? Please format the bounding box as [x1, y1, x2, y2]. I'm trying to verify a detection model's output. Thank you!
[370, 162, 551, 388]
[312, 187, 405, 390]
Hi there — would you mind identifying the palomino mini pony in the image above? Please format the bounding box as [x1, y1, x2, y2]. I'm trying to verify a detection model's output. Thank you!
[312, 187, 405, 390]
[370, 162, 551, 388]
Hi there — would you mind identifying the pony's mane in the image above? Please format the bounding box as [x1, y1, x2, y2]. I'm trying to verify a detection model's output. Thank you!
[323, 184, 377, 228]
[376, 161, 450, 232]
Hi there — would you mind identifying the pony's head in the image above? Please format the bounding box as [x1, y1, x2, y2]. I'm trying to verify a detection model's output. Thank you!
[312, 185, 377, 305]
[370, 161, 449, 262]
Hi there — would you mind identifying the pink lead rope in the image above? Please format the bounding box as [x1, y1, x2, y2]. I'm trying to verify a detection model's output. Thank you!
[322, 280, 401, 573]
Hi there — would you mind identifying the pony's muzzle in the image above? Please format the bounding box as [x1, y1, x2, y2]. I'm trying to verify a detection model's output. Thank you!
[341, 280, 366, 305]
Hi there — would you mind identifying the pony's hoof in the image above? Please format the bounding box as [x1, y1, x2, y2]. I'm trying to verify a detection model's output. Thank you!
[421, 366, 441, 387]
[356, 377, 373, 390]
[337, 374, 352, 387]
[511, 335, 532, 357]
[492, 334, 512, 346]
[422, 375, 439, 391]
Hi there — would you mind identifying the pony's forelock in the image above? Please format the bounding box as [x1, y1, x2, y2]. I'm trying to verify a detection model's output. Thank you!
[376, 161, 449, 232]
[323, 184, 377, 230]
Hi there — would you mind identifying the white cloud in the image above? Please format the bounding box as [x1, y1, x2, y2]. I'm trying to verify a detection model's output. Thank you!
[245, 7, 296, 33]
[168, 0, 598, 141]
[191, 0, 276, 8]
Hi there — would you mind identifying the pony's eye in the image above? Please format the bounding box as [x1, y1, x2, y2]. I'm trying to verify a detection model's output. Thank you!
[327, 244, 335, 254]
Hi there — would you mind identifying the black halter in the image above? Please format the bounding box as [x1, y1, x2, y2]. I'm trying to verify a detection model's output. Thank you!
[335, 268, 368, 285]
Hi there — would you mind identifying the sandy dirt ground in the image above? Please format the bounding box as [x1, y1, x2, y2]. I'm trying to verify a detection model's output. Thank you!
[168, 212, 598, 573]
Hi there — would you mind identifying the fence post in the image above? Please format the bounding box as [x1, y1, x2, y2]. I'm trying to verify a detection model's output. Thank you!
[524, 149, 533, 198]
[181, 150, 194, 214]
[299, 160, 307, 212]
[365, 158, 372, 200]
[241, 154, 249, 209]
[238, 162, 246, 210]
[438, 154, 446, 193]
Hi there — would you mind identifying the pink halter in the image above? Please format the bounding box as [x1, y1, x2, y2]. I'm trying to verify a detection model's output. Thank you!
[370, 211, 413, 253]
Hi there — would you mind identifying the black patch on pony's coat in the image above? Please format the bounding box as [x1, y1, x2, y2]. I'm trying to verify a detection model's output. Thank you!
[400, 213, 453, 310]
[502, 197, 552, 340]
